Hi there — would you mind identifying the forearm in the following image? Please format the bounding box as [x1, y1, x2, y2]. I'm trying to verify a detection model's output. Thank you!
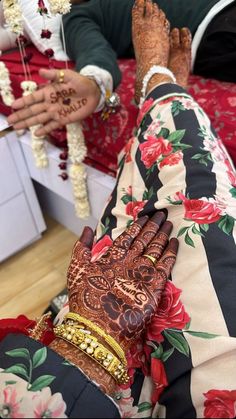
[63, 6, 122, 89]
[49, 338, 117, 396]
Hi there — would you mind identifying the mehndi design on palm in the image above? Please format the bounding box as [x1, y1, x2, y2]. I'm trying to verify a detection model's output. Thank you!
[67, 212, 178, 351]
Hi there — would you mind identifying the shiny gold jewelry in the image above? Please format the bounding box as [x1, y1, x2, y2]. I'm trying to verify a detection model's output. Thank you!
[29, 312, 52, 341]
[143, 254, 157, 264]
[54, 323, 129, 385]
[58, 69, 65, 84]
[65, 312, 127, 366]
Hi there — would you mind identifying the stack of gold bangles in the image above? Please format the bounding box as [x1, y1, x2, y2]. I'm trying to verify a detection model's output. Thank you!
[54, 312, 129, 385]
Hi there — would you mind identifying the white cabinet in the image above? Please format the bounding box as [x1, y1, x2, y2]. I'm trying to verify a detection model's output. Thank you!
[0, 130, 46, 262]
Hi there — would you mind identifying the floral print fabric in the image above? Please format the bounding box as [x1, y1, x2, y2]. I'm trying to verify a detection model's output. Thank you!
[97, 83, 236, 418]
[1, 82, 236, 418]
[0, 51, 235, 176]
[0, 334, 120, 418]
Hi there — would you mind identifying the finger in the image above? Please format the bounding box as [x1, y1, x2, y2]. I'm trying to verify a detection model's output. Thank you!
[39, 68, 74, 85]
[35, 120, 62, 136]
[144, 221, 173, 261]
[9, 89, 45, 113]
[155, 237, 179, 270]
[39, 68, 60, 83]
[34, 121, 62, 137]
[151, 238, 179, 307]
[80, 226, 94, 249]
[130, 211, 166, 256]
[112, 216, 148, 250]
[13, 102, 47, 121]
[12, 111, 54, 131]
[67, 238, 92, 294]
[70, 237, 92, 265]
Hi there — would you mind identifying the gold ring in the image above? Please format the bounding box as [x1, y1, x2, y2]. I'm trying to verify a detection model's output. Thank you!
[143, 254, 157, 264]
[58, 69, 65, 84]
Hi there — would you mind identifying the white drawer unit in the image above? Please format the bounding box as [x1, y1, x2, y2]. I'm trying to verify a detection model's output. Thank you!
[0, 136, 22, 204]
[0, 128, 46, 262]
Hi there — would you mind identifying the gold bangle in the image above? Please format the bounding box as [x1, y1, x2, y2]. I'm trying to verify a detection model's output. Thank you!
[54, 323, 129, 385]
[65, 312, 127, 366]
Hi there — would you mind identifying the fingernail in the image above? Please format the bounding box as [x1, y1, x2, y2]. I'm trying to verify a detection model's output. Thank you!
[168, 237, 179, 254]
[80, 226, 94, 248]
[158, 220, 173, 236]
[150, 211, 166, 225]
[136, 215, 149, 227]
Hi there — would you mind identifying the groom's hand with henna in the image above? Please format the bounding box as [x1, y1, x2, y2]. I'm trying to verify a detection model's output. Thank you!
[7, 69, 101, 136]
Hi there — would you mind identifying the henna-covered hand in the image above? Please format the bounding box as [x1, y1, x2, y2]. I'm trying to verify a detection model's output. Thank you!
[7, 69, 101, 136]
[67, 212, 179, 352]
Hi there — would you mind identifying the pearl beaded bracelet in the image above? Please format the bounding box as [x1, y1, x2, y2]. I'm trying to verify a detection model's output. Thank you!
[140, 65, 176, 107]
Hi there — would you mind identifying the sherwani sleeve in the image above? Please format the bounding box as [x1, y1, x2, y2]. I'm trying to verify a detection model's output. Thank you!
[63, 6, 122, 89]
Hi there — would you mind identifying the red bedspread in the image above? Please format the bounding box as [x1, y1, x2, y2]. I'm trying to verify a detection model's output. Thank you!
[1, 46, 236, 176]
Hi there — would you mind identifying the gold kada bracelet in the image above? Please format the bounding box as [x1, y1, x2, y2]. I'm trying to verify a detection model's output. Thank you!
[54, 321, 129, 385]
[65, 312, 127, 366]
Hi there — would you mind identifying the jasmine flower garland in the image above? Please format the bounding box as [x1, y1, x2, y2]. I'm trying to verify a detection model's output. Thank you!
[0, 62, 15, 106]
[21, 81, 49, 169]
[67, 123, 90, 218]
[47, 0, 71, 15]
[2, 0, 24, 35]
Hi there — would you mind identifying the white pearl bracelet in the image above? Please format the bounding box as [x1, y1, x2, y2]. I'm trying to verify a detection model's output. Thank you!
[140, 65, 176, 107]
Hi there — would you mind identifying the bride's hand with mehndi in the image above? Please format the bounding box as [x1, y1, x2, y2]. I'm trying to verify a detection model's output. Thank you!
[50, 212, 178, 395]
[67, 211, 178, 352]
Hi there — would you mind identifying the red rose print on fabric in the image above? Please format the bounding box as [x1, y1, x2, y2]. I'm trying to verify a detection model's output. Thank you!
[225, 158, 236, 188]
[121, 187, 153, 223]
[168, 192, 235, 247]
[151, 357, 168, 404]
[126, 200, 147, 221]
[147, 281, 190, 343]
[139, 136, 173, 169]
[204, 389, 236, 418]
[159, 150, 183, 169]
[124, 137, 135, 163]
[183, 197, 222, 225]
[137, 98, 154, 126]
[126, 339, 150, 376]
[91, 235, 113, 262]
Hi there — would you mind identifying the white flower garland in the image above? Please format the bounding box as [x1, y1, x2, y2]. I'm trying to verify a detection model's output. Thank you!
[1, 0, 90, 219]
[67, 123, 90, 218]
[2, 0, 24, 35]
[0, 62, 16, 106]
[21, 81, 49, 168]
[48, 0, 71, 15]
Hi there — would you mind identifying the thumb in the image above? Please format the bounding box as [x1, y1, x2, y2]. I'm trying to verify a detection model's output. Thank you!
[39, 68, 73, 84]
[67, 236, 92, 294]
[39, 68, 58, 82]
[69, 227, 94, 267]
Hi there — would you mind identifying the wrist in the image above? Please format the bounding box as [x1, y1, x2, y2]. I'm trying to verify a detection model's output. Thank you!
[85, 76, 101, 108]
[49, 338, 117, 396]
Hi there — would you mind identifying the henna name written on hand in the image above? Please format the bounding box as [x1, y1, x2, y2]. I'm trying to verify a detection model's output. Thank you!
[67, 216, 178, 350]
[50, 88, 76, 104]
[58, 98, 88, 118]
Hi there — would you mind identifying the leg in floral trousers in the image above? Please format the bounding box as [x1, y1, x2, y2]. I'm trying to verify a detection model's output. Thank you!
[96, 83, 236, 419]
